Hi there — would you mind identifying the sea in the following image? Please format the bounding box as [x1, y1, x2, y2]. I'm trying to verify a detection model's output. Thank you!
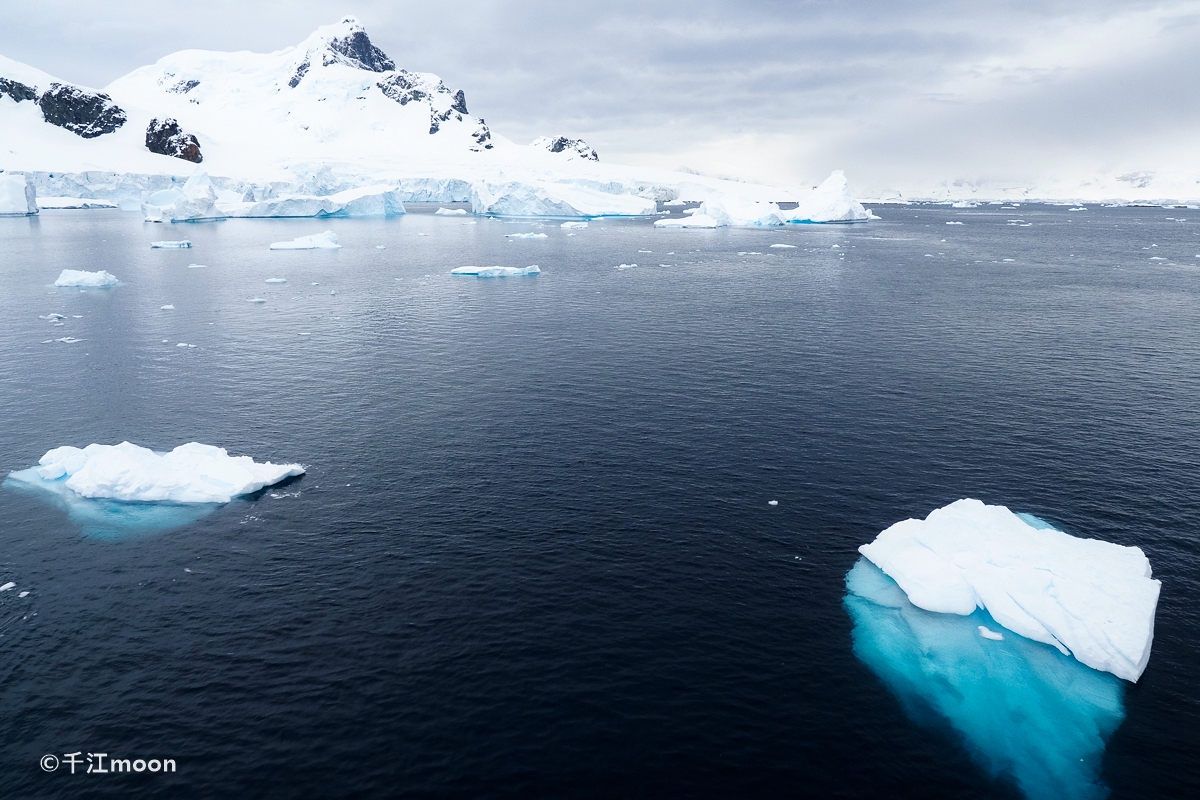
[1, 203, 1198, 798]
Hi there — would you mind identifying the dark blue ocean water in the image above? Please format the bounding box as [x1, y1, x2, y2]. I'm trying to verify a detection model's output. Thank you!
[1, 204, 1198, 798]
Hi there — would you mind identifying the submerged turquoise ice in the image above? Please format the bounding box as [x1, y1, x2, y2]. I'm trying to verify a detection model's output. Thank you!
[4, 469, 218, 540]
[844, 558, 1125, 800]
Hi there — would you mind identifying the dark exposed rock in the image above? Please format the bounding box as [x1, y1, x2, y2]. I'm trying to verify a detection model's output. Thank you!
[451, 90, 468, 115]
[325, 28, 395, 72]
[1, 77, 39, 103]
[169, 79, 199, 94]
[38, 83, 127, 138]
[288, 61, 309, 88]
[145, 117, 203, 163]
[376, 72, 426, 105]
[539, 136, 599, 161]
[470, 120, 493, 151]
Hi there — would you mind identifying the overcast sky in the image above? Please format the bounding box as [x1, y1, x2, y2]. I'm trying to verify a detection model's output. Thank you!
[3, 1, 1198, 192]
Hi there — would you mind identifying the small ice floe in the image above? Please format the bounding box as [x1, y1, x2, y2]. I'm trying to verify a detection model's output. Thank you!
[298, 332, 310, 336]
[39, 313, 66, 320]
[376, 245, 386, 249]
[247, 298, 267, 303]
[505, 232, 548, 239]
[978, 626, 1005, 641]
[330, 289, 338, 295]
[160, 304, 175, 310]
[55, 269, 119, 288]
[462, 221, 477, 225]
[269, 230, 340, 250]
[176, 343, 188, 347]
[187, 264, 208, 268]
[435, 207, 468, 216]
[1069, 207, 1087, 212]
[151, 240, 192, 249]
[831, 244, 840, 249]
[659, 264, 673, 267]
[616, 264, 636, 270]
[1149, 257, 1167, 261]
[451, 265, 541, 278]
[417, 233, 429, 237]
[265, 278, 288, 284]
[55, 337, 83, 344]
[638, 250, 652, 253]
[768, 500, 779, 506]
[561, 221, 588, 229]
[19, 591, 29, 598]
[0, 582, 15, 592]
[946, 221, 964, 225]
[769, 244, 797, 249]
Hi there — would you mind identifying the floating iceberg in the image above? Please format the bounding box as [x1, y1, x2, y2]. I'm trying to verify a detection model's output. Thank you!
[859, 498, 1160, 682]
[769, 243, 797, 248]
[264, 278, 287, 284]
[269, 230, 341, 250]
[54, 269, 119, 288]
[846, 558, 1125, 800]
[471, 179, 656, 218]
[218, 185, 405, 218]
[561, 221, 588, 229]
[654, 214, 720, 228]
[451, 265, 540, 277]
[505, 232, 547, 239]
[697, 195, 785, 227]
[36, 197, 118, 209]
[0, 172, 38, 216]
[784, 171, 874, 224]
[151, 240, 192, 248]
[142, 171, 222, 222]
[23, 441, 304, 504]
[434, 207, 468, 216]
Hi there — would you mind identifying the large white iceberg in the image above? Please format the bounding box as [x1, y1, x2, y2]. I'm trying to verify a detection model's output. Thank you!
[217, 185, 406, 218]
[471, 179, 656, 218]
[654, 213, 720, 228]
[785, 170, 873, 223]
[141, 171, 222, 222]
[697, 195, 785, 226]
[29, 441, 304, 504]
[451, 265, 540, 277]
[846, 558, 1125, 800]
[55, 269, 120, 287]
[0, 172, 38, 216]
[859, 498, 1160, 682]
[269, 230, 341, 250]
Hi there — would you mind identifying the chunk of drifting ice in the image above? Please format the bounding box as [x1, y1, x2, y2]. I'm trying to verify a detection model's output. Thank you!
[269, 230, 341, 250]
[55, 337, 83, 343]
[769, 244, 797, 249]
[451, 265, 541, 277]
[654, 214, 720, 229]
[616, 264, 636, 270]
[784, 171, 874, 224]
[0, 582, 14, 591]
[946, 221, 964, 225]
[160, 305, 175, 310]
[265, 278, 287, 283]
[55, 270, 119, 288]
[19, 591, 29, 597]
[699, 196, 785, 226]
[247, 298, 267, 303]
[858, 498, 1160, 682]
[435, 207, 468, 215]
[561, 221, 588, 229]
[25, 441, 304, 504]
[845, 558, 1125, 800]
[188, 264, 208, 268]
[151, 240, 192, 248]
[979, 625, 1005, 640]
[505, 232, 548, 239]
[39, 313, 66, 320]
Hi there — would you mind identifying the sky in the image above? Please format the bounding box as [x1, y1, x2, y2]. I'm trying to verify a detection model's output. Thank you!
[2, 0, 1198, 195]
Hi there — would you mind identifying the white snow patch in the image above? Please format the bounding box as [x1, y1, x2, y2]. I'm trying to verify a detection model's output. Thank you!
[29, 441, 304, 504]
[858, 498, 1161, 682]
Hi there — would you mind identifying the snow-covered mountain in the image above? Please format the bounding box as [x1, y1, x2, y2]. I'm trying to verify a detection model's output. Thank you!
[2, 18, 875, 221]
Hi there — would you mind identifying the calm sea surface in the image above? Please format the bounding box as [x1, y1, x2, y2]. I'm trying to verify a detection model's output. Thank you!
[1, 204, 1198, 798]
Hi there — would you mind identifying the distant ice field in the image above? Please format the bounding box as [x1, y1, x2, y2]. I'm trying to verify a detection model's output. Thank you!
[1, 204, 1199, 798]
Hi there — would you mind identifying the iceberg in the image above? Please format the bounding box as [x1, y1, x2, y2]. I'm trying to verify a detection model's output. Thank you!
[151, 240, 192, 248]
[0, 172, 38, 216]
[859, 498, 1160, 682]
[450, 265, 540, 277]
[36, 196, 118, 209]
[471, 179, 656, 218]
[504, 232, 547, 239]
[217, 185, 405, 218]
[141, 171, 221, 222]
[269, 230, 341, 250]
[846, 558, 1125, 800]
[434, 207, 468, 216]
[784, 171, 874, 224]
[54, 269, 119, 287]
[560, 221, 588, 229]
[697, 195, 785, 227]
[23, 441, 304, 504]
[654, 214, 720, 228]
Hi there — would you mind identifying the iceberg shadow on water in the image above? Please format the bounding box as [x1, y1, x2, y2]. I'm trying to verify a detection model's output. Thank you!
[4, 469, 218, 540]
[844, 558, 1125, 800]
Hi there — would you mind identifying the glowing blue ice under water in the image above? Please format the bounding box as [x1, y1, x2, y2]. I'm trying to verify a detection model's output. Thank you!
[844, 558, 1125, 800]
[4, 469, 218, 540]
